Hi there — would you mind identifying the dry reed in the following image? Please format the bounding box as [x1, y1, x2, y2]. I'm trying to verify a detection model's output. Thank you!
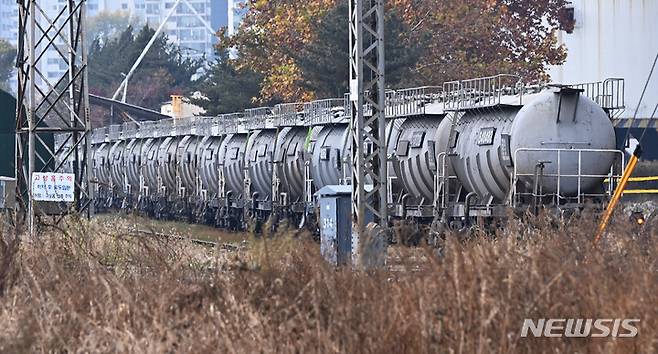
[0, 212, 656, 353]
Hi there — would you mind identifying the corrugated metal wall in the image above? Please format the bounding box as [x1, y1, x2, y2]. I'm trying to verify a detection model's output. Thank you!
[548, 0, 658, 119]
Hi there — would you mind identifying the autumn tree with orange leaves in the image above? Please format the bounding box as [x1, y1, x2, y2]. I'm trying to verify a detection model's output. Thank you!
[214, 0, 568, 104]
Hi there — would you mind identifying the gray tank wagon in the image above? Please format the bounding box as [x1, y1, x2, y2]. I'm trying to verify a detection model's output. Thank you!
[311, 123, 351, 189]
[198, 135, 224, 198]
[393, 117, 444, 208]
[124, 138, 143, 199]
[245, 129, 277, 210]
[92, 142, 112, 189]
[176, 135, 200, 197]
[108, 140, 126, 198]
[91, 141, 112, 207]
[219, 133, 247, 204]
[509, 89, 617, 198]
[141, 138, 161, 197]
[442, 88, 618, 215]
[275, 126, 315, 206]
[156, 136, 180, 197]
[90, 75, 626, 236]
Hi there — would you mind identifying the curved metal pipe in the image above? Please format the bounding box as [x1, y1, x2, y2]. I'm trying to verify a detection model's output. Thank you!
[251, 192, 260, 211]
[464, 192, 477, 219]
[400, 193, 410, 219]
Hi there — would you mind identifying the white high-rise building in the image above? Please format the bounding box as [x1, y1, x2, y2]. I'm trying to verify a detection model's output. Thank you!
[0, 0, 19, 93]
[39, 0, 122, 88]
[43, 0, 213, 83]
[0, 0, 18, 44]
[121, 0, 215, 61]
[0, 0, 124, 93]
[0, 0, 244, 94]
[227, 0, 247, 36]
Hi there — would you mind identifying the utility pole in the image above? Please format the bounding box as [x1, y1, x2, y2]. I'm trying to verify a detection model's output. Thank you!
[349, 0, 387, 268]
[15, 0, 93, 235]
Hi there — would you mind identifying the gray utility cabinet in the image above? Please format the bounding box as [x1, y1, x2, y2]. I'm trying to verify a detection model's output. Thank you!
[316, 185, 352, 266]
[0, 177, 15, 209]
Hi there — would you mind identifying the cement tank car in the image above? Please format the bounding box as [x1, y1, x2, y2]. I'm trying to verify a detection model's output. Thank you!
[434, 86, 621, 227]
[90, 75, 626, 235]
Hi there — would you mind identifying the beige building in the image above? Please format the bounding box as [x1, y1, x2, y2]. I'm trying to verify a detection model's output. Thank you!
[161, 94, 206, 118]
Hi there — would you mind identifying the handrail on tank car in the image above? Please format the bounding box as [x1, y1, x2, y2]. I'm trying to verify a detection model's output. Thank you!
[108, 124, 123, 141]
[121, 121, 139, 139]
[273, 102, 305, 126]
[171, 116, 196, 136]
[193, 116, 214, 136]
[304, 98, 347, 125]
[434, 152, 459, 210]
[151, 118, 175, 138]
[214, 113, 243, 134]
[137, 120, 158, 138]
[243, 106, 273, 130]
[511, 147, 625, 207]
[385, 86, 443, 118]
[442, 74, 524, 111]
[567, 78, 625, 118]
[91, 126, 108, 143]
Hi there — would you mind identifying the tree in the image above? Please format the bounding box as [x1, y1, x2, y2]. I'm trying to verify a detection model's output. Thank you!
[88, 25, 201, 111]
[192, 50, 272, 115]
[222, 0, 568, 102]
[218, 0, 337, 102]
[0, 40, 16, 92]
[86, 11, 141, 49]
[290, 1, 420, 99]
[390, 0, 567, 83]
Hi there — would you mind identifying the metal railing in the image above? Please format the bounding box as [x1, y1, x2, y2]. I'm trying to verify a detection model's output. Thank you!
[273, 102, 305, 126]
[215, 113, 242, 134]
[244, 107, 272, 130]
[121, 121, 139, 139]
[443, 74, 524, 111]
[568, 78, 625, 117]
[172, 116, 196, 136]
[108, 124, 122, 140]
[434, 152, 460, 210]
[154, 118, 175, 138]
[385, 86, 443, 118]
[91, 127, 108, 143]
[304, 98, 348, 125]
[196, 116, 215, 136]
[89, 76, 626, 139]
[511, 148, 625, 207]
[137, 121, 158, 138]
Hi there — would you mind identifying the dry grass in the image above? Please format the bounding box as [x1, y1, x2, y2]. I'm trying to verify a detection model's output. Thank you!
[0, 212, 657, 353]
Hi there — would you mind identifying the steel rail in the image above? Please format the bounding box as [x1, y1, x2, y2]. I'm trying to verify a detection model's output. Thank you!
[129, 227, 245, 251]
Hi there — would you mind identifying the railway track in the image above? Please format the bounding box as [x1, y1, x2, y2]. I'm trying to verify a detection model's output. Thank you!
[129, 228, 246, 252]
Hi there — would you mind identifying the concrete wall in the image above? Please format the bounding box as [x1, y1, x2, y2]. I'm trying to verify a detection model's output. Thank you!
[548, 0, 658, 119]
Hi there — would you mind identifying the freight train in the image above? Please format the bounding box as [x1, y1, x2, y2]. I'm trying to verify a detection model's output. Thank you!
[87, 75, 628, 238]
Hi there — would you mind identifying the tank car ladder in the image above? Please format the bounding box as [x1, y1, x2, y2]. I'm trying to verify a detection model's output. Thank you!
[270, 127, 282, 226]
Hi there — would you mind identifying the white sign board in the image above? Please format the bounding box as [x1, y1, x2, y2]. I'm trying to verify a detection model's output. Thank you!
[32, 173, 75, 202]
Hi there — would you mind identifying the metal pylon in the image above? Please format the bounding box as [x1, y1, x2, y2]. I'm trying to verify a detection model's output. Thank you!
[15, 0, 93, 235]
[349, 0, 387, 262]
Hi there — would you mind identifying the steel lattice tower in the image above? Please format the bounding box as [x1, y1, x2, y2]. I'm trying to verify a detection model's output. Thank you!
[15, 0, 92, 234]
[349, 0, 387, 265]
